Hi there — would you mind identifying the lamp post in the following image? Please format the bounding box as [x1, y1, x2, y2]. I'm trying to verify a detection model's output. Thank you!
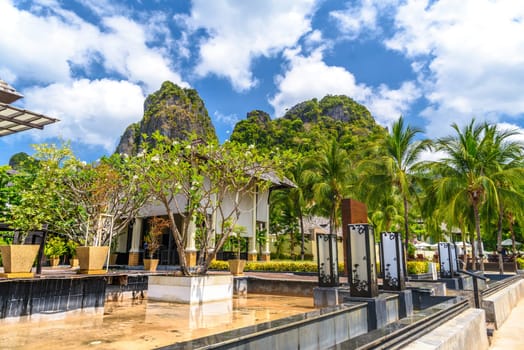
[438, 242, 457, 278]
[316, 233, 339, 287]
[380, 232, 406, 291]
[347, 224, 378, 297]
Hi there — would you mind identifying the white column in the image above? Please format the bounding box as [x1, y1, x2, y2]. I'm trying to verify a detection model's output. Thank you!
[186, 218, 197, 251]
[248, 189, 257, 256]
[130, 218, 142, 253]
[264, 196, 271, 255]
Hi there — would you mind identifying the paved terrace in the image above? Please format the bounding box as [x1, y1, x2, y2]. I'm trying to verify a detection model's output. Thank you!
[2, 265, 523, 349]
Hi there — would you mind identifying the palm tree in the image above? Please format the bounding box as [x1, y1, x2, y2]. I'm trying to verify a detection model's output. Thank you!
[428, 119, 523, 271]
[270, 157, 313, 260]
[306, 139, 354, 235]
[482, 124, 524, 273]
[357, 116, 430, 252]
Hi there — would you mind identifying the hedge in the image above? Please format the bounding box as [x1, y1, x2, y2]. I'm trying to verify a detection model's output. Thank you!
[406, 261, 429, 274]
[209, 260, 345, 273]
[209, 259, 434, 275]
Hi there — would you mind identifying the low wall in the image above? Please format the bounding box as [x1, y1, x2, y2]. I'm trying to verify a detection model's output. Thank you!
[482, 278, 524, 329]
[402, 308, 489, 350]
[0, 276, 107, 321]
[105, 274, 148, 301]
[159, 302, 369, 350]
[246, 275, 316, 296]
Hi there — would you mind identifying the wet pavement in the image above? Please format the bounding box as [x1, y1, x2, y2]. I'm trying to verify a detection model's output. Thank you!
[0, 293, 315, 350]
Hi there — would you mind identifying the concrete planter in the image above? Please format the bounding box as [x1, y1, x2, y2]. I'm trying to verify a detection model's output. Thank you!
[0, 244, 40, 278]
[228, 259, 246, 276]
[77, 246, 109, 274]
[148, 275, 233, 304]
[144, 258, 159, 271]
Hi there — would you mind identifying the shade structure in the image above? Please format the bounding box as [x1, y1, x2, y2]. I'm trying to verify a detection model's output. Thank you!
[0, 79, 23, 104]
[0, 102, 58, 137]
[501, 239, 522, 246]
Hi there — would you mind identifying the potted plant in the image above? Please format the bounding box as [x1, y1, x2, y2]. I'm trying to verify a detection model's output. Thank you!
[143, 216, 169, 271]
[0, 224, 45, 278]
[44, 236, 66, 267]
[228, 225, 247, 276]
[66, 240, 79, 268]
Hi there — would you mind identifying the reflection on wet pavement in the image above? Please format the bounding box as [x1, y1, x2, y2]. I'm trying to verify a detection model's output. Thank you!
[0, 294, 314, 349]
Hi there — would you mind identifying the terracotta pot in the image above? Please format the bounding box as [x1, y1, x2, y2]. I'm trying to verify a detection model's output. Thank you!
[109, 253, 118, 265]
[0, 244, 40, 278]
[144, 258, 159, 272]
[49, 257, 60, 267]
[70, 258, 79, 268]
[228, 259, 246, 276]
[76, 246, 109, 274]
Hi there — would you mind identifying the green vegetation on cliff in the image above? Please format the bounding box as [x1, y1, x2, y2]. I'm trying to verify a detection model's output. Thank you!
[230, 95, 387, 160]
[115, 81, 217, 155]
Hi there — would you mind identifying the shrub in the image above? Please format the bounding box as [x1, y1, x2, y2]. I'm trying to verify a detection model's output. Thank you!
[209, 260, 345, 273]
[406, 261, 429, 275]
[44, 236, 67, 258]
[517, 257, 524, 270]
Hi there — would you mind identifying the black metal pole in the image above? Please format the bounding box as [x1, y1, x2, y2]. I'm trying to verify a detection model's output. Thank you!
[36, 224, 49, 275]
[473, 276, 480, 308]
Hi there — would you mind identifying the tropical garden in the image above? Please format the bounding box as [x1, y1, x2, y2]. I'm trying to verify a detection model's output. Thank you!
[1, 92, 523, 275]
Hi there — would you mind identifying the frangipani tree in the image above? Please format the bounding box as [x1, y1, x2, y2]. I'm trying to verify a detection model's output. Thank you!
[8, 143, 149, 246]
[138, 133, 286, 276]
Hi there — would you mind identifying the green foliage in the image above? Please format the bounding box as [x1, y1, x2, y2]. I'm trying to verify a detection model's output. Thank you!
[209, 259, 345, 273]
[407, 243, 416, 257]
[65, 240, 78, 258]
[44, 236, 67, 258]
[230, 95, 386, 160]
[406, 261, 429, 274]
[517, 257, 524, 270]
[136, 133, 286, 275]
[5, 142, 149, 246]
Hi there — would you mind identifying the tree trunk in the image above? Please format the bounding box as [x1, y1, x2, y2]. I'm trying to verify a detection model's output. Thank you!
[299, 211, 305, 261]
[473, 203, 485, 271]
[471, 231, 477, 271]
[509, 214, 518, 272]
[496, 203, 504, 275]
[403, 196, 410, 254]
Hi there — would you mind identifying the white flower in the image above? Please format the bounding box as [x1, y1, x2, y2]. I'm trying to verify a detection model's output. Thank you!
[151, 155, 160, 163]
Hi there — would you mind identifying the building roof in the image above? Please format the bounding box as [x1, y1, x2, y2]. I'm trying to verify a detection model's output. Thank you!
[0, 80, 23, 104]
[0, 102, 59, 137]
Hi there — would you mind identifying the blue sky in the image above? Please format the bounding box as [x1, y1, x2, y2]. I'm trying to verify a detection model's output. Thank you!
[1, 0, 523, 165]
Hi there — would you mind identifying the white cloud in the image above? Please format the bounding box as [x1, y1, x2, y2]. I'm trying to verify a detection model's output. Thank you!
[269, 48, 419, 125]
[365, 82, 420, 126]
[214, 111, 240, 129]
[386, 0, 524, 136]
[181, 0, 318, 91]
[97, 16, 186, 92]
[0, 0, 187, 91]
[330, 0, 401, 39]
[496, 122, 524, 145]
[23, 79, 145, 152]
